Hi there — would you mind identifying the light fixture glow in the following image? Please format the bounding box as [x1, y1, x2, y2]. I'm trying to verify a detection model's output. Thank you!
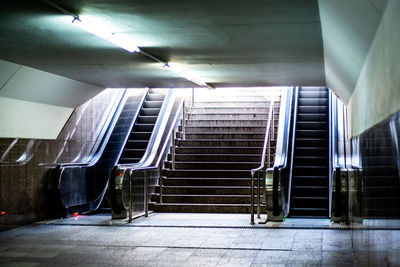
[163, 64, 213, 89]
[72, 17, 140, 53]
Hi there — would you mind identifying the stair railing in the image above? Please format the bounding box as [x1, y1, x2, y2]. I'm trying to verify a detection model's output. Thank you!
[250, 99, 275, 224]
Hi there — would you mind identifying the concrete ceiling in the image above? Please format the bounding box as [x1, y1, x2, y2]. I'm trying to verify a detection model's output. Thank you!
[0, 0, 325, 88]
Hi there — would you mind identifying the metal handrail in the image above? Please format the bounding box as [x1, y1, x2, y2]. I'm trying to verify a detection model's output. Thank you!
[56, 89, 131, 168]
[250, 99, 274, 224]
[114, 90, 185, 222]
[285, 86, 299, 216]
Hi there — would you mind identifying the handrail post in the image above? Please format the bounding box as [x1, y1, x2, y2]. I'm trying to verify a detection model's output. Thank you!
[272, 101, 275, 138]
[182, 101, 186, 140]
[251, 170, 255, 224]
[191, 87, 195, 112]
[145, 170, 149, 217]
[257, 171, 261, 219]
[129, 170, 133, 223]
[172, 134, 176, 170]
[250, 98, 275, 224]
[160, 171, 163, 204]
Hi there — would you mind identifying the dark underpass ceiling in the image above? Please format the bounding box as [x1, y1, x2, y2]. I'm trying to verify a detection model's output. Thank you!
[0, 0, 325, 88]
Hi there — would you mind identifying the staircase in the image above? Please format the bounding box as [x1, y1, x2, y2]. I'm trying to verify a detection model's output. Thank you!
[118, 89, 167, 164]
[289, 87, 329, 217]
[361, 125, 400, 218]
[150, 89, 280, 213]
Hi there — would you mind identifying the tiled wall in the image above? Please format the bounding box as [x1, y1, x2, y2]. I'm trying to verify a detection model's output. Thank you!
[0, 89, 124, 229]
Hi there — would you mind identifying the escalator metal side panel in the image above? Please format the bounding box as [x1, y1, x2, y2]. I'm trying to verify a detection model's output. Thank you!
[59, 89, 148, 215]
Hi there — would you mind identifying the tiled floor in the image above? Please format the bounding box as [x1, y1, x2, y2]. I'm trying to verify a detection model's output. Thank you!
[0, 213, 399, 266]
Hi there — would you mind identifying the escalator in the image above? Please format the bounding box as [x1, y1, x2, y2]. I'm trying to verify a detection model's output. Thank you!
[289, 87, 329, 217]
[52, 89, 168, 216]
[119, 90, 166, 163]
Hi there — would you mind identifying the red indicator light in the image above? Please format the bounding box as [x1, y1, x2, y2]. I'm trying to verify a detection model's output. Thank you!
[1, 211, 6, 215]
[118, 172, 122, 177]
[73, 212, 79, 217]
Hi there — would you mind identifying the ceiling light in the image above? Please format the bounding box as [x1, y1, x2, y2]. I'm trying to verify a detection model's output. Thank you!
[72, 17, 140, 53]
[163, 64, 214, 89]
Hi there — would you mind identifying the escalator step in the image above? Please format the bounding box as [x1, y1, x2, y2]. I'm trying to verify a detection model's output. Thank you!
[299, 91, 328, 98]
[126, 140, 149, 149]
[298, 106, 326, 113]
[147, 94, 166, 101]
[138, 116, 158, 123]
[134, 123, 155, 131]
[297, 121, 327, 130]
[297, 113, 328, 121]
[298, 98, 328, 106]
[130, 132, 152, 140]
[296, 130, 327, 138]
[142, 108, 162, 116]
[143, 101, 163, 108]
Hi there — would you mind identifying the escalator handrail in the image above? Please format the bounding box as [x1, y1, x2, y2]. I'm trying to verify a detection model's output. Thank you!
[137, 89, 174, 166]
[57, 89, 131, 168]
[273, 86, 295, 169]
[285, 86, 299, 215]
[116, 89, 184, 171]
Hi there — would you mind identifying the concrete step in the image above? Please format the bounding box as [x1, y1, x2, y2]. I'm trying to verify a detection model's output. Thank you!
[190, 107, 278, 113]
[149, 203, 263, 213]
[156, 186, 254, 195]
[194, 101, 272, 108]
[162, 177, 252, 187]
[164, 161, 259, 170]
[177, 139, 269, 147]
[194, 95, 280, 102]
[188, 113, 270, 120]
[185, 119, 277, 127]
[184, 126, 268, 133]
[184, 133, 266, 140]
[175, 146, 266, 154]
[163, 169, 252, 178]
[151, 194, 261, 204]
[168, 154, 274, 162]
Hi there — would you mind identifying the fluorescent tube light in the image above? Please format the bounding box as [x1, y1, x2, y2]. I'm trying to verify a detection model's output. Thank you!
[163, 64, 213, 89]
[72, 18, 140, 53]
